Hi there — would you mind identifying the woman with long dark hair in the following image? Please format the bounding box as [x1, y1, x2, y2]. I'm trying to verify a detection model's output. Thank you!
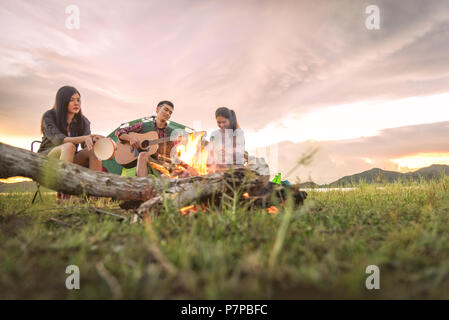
[38, 86, 103, 172]
[208, 107, 246, 169]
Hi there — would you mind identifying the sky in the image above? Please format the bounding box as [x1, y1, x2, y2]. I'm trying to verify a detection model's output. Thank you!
[1, 0, 449, 184]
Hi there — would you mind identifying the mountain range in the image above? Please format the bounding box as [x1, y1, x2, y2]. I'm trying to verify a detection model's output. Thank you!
[299, 164, 449, 188]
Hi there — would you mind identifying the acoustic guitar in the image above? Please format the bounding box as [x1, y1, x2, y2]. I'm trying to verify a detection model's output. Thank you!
[113, 131, 168, 166]
[113, 131, 205, 167]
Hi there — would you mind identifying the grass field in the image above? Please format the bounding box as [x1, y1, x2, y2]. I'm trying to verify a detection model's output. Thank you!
[1, 176, 449, 299]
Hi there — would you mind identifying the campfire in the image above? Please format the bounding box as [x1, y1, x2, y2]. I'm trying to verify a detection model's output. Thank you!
[141, 132, 307, 217]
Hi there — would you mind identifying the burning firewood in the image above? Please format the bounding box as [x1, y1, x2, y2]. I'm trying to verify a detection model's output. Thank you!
[137, 169, 307, 218]
[156, 154, 199, 178]
[137, 166, 268, 216]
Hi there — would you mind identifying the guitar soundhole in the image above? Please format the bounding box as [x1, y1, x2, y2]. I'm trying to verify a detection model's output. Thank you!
[141, 140, 150, 149]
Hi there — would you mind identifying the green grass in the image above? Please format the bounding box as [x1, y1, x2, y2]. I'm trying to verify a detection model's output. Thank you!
[1, 176, 449, 299]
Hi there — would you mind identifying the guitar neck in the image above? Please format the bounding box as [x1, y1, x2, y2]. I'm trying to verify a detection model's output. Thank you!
[149, 136, 172, 145]
[147, 131, 205, 145]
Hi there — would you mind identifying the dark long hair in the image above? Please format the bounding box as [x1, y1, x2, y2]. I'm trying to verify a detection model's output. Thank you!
[215, 107, 239, 131]
[40, 102, 55, 134]
[41, 86, 85, 135]
[55, 86, 84, 134]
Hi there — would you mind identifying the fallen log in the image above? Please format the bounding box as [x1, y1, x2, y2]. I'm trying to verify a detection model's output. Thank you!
[0, 142, 270, 204]
[0, 142, 161, 200]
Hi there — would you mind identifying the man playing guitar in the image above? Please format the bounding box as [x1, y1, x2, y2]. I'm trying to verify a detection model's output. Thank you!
[115, 100, 176, 177]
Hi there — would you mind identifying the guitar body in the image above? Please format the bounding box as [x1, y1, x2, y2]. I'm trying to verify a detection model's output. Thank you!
[115, 131, 159, 166]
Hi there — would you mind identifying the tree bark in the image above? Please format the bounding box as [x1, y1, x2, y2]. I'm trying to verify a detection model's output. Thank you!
[0, 142, 270, 202]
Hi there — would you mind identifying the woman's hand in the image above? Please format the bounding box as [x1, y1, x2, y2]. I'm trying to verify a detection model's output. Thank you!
[84, 135, 94, 151]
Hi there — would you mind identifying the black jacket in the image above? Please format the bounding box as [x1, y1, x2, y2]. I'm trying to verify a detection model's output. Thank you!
[38, 109, 91, 154]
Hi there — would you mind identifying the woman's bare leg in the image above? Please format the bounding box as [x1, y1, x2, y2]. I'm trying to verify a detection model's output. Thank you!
[48, 143, 76, 200]
[48, 143, 76, 162]
[74, 148, 103, 171]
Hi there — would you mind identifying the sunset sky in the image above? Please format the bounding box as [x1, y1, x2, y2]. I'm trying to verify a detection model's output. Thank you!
[1, 0, 449, 184]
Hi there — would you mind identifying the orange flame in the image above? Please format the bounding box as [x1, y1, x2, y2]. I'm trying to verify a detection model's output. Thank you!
[176, 132, 208, 175]
[242, 192, 250, 198]
[267, 206, 278, 214]
[179, 204, 207, 215]
[180, 204, 196, 215]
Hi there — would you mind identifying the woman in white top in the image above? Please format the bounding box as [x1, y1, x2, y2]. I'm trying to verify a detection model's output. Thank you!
[208, 107, 245, 169]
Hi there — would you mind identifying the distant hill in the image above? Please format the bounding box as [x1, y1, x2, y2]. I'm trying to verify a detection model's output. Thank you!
[405, 164, 449, 180]
[327, 168, 402, 187]
[326, 164, 449, 187]
[298, 181, 320, 188]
